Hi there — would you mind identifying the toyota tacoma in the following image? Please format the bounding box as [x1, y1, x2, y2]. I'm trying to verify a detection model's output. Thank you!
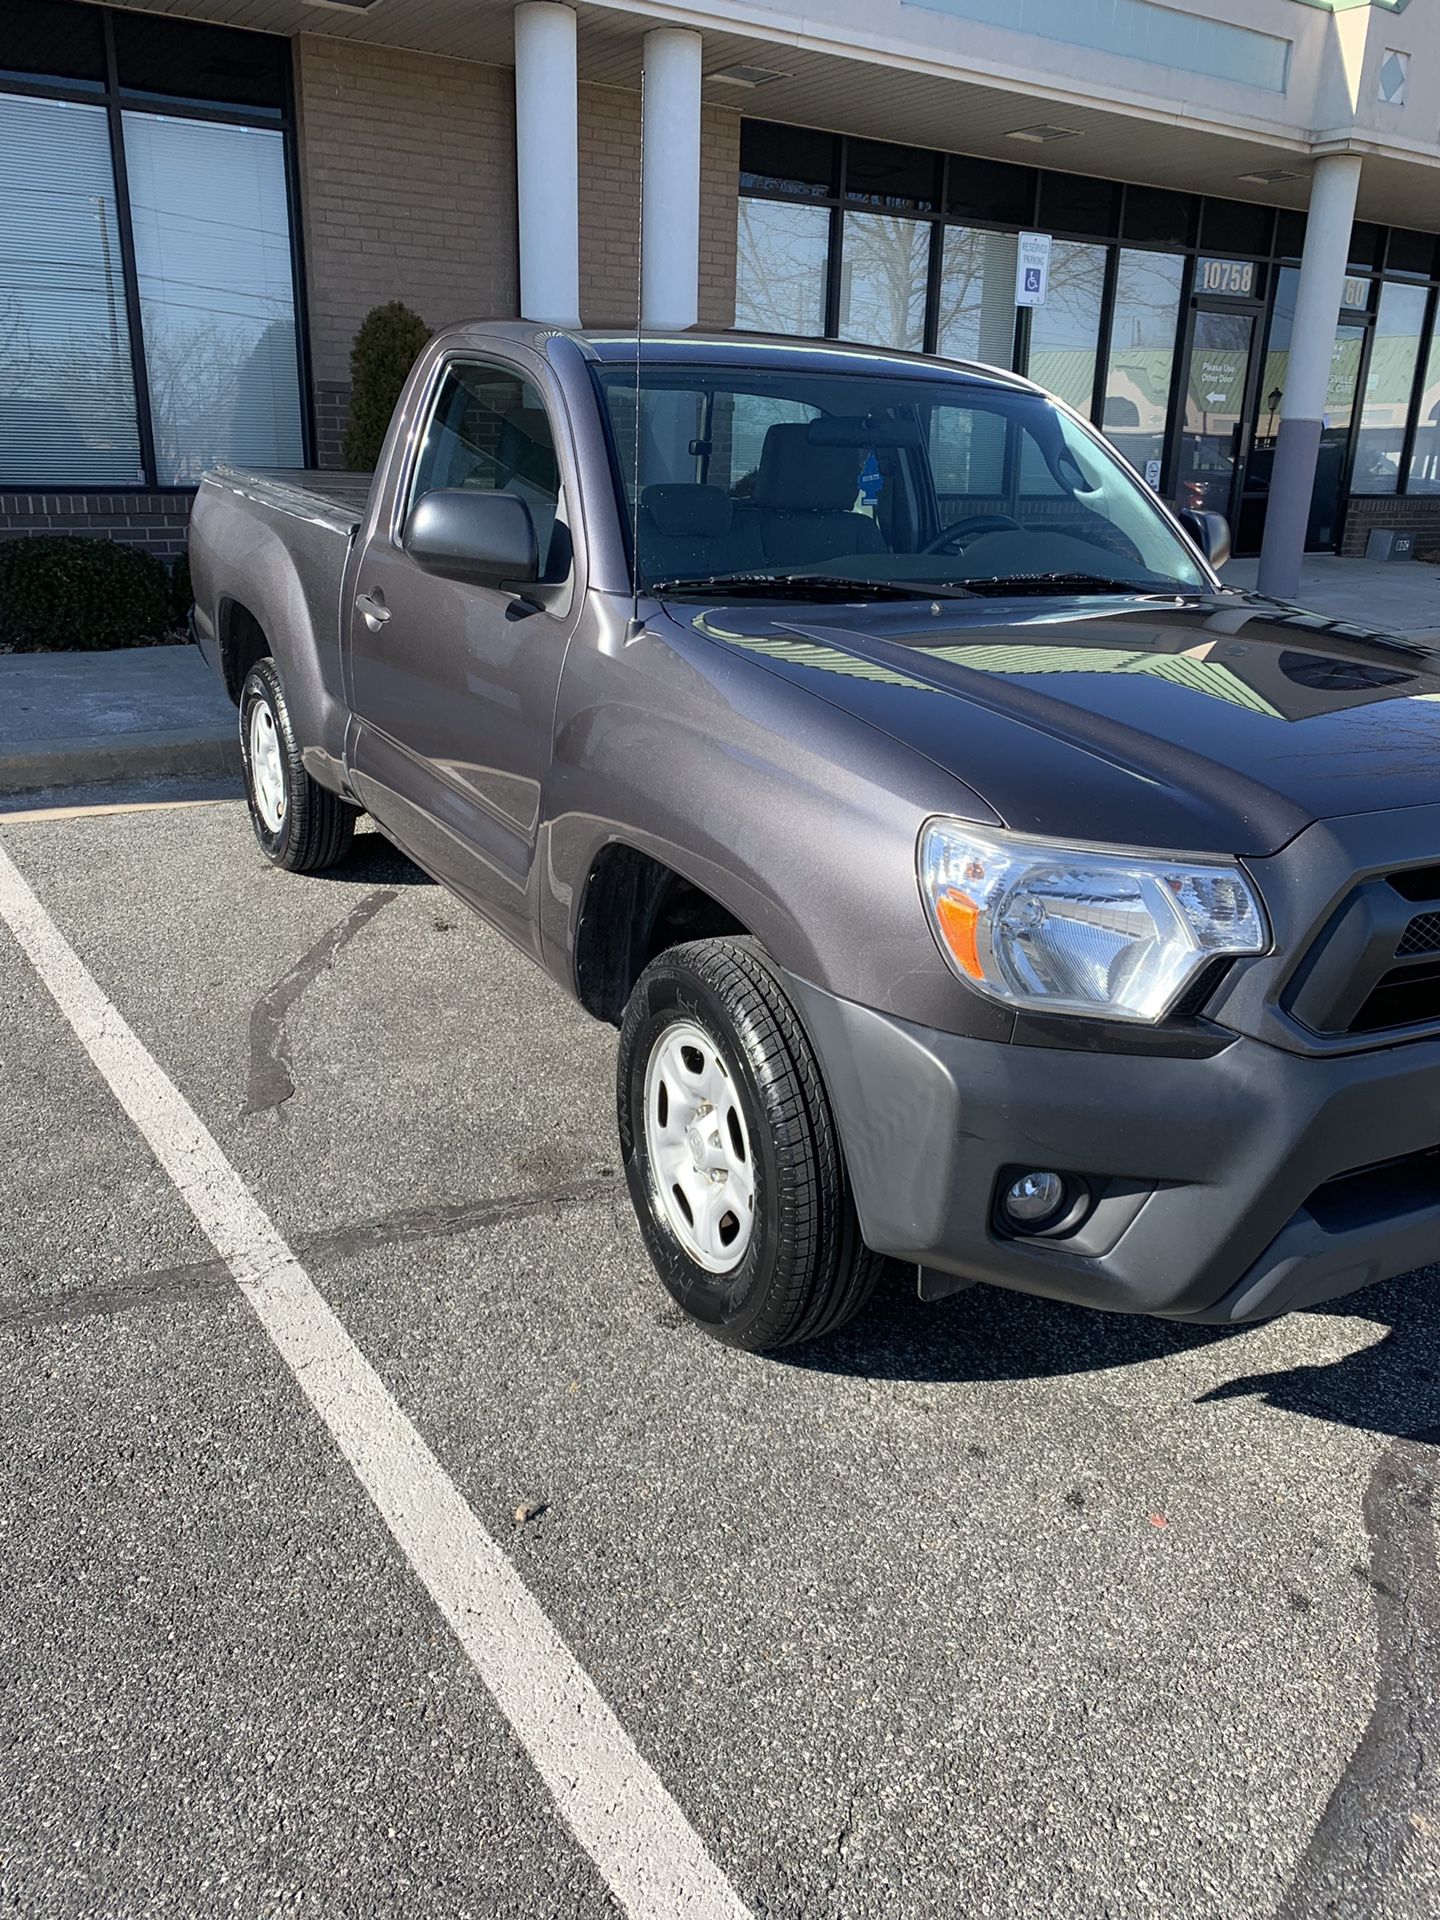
[189, 324, 1440, 1349]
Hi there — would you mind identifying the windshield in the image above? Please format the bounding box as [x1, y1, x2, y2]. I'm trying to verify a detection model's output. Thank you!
[593, 360, 1207, 598]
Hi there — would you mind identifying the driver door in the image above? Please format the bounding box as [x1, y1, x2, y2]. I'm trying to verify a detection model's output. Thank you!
[345, 356, 576, 957]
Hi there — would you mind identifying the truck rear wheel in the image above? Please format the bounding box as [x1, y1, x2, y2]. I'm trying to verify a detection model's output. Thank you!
[239, 659, 355, 873]
[617, 937, 883, 1351]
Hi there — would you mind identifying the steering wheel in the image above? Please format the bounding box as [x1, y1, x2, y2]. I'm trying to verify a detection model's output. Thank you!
[923, 513, 1025, 555]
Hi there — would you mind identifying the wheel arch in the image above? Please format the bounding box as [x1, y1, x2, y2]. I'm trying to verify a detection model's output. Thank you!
[217, 598, 272, 704]
[573, 843, 752, 1024]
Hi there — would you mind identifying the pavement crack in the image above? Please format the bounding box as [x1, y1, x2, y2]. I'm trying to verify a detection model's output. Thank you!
[244, 887, 398, 1115]
[1272, 1434, 1440, 1920]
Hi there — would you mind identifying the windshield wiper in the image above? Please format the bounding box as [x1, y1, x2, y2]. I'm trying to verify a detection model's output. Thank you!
[948, 571, 1186, 598]
[649, 572, 972, 601]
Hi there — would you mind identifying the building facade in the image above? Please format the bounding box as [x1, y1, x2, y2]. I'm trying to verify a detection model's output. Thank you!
[2, 0, 1437, 592]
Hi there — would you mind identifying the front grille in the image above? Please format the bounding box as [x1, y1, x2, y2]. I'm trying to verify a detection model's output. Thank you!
[1286, 862, 1440, 1040]
[1307, 1146, 1440, 1232]
[1396, 912, 1440, 958]
[1352, 958, 1440, 1032]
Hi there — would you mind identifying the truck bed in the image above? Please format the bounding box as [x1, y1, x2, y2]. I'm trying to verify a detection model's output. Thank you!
[189, 465, 380, 776]
[205, 466, 375, 536]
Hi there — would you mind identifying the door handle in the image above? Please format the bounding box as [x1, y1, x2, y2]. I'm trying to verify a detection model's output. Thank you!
[355, 590, 390, 632]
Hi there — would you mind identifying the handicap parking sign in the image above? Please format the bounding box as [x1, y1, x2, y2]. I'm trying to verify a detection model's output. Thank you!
[1015, 233, 1052, 308]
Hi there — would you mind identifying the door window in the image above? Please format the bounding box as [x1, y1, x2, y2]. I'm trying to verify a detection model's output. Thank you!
[408, 361, 566, 574]
[1175, 308, 1254, 520]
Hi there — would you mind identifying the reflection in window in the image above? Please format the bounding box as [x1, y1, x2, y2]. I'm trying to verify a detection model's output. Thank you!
[1101, 250, 1183, 478]
[736, 198, 830, 338]
[838, 211, 927, 352]
[1354, 281, 1427, 495]
[0, 92, 144, 485]
[1026, 240, 1107, 415]
[1408, 300, 1440, 496]
[410, 361, 563, 572]
[123, 112, 303, 483]
[936, 227, 1018, 369]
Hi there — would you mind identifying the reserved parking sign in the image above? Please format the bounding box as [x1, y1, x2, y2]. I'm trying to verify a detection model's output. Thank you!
[1015, 232, 1052, 307]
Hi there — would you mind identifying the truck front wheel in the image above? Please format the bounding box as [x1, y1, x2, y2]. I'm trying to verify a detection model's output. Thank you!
[239, 659, 355, 873]
[617, 937, 883, 1351]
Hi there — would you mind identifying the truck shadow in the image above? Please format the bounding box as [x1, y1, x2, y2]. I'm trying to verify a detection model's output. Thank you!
[310, 829, 434, 888]
[788, 1268, 1440, 1445]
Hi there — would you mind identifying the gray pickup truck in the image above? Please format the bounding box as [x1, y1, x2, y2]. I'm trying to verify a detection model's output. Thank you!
[191, 322, 1440, 1351]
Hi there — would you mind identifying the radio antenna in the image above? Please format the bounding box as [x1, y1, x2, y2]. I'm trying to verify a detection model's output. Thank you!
[630, 66, 645, 628]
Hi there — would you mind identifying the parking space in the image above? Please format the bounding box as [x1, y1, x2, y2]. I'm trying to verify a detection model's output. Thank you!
[3, 794, 1439, 1919]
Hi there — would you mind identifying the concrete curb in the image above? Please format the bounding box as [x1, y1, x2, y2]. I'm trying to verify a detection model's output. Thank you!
[0, 728, 241, 797]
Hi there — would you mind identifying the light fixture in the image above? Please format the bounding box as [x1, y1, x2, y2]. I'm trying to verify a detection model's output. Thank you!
[709, 64, 791, 88]
[1236, 168, 1302, 185]
[1002, 1172, 1068, 1228]
[1004, 123, 1082, 144]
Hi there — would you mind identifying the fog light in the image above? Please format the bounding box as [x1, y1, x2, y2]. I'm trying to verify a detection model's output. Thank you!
[1003, 1170, 1066, 1227]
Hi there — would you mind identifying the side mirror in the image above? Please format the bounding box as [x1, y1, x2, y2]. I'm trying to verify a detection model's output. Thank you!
[1178, 508, 1231, 570]
[403, 488, 538, 589]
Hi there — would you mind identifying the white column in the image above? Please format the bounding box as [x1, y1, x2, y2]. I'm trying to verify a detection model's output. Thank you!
[641, 28, 703, 331]
[1256, 151, 1362, 598]
[514, 2, 580, 327]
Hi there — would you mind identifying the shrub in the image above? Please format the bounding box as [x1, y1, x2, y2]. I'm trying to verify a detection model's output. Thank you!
[343, 301, 430, 470]
[0, 535, 174, 653]
[170, 551, 193, 627]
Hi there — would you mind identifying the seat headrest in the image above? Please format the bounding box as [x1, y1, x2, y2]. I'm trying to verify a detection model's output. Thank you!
[641, 483, 734, 537]
[754, 423, 863, 513]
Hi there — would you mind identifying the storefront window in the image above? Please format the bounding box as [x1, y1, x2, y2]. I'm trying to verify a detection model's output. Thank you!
[1353, 281, 1428, 494]
[0, 91, 144, 484]
[935, 227, 1018, 368]
[0, 2, 304, 489]
[124, 113, 303, 483]
[733, 124, 1440, 544]
[736, 198, 830, 338]
[838, 211, 928, 352]
[1100, 250, 1184, 477]
[1261, 267, 1365, 549]
[1408, 300, 1440, 496]
[1027, 240, 1107, 415]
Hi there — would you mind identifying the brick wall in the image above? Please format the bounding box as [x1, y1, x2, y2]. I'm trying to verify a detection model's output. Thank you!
[295, 34, 519, 401]
[0, 493, 191, 560]
[314, 381, 350, 470]
[296, 51, 741, 455]
[577, 83, 740, 329]
[1339, 493, 1440, 556]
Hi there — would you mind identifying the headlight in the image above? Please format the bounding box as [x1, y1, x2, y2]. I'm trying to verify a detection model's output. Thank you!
[919, 820, 1267, 1023]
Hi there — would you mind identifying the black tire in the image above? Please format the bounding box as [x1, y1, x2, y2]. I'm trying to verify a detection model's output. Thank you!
[617, 936, 884, 1351]
[239, 658, 355, 873]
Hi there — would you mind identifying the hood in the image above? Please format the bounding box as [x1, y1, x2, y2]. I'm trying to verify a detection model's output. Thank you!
[681, 591, 1440, 856]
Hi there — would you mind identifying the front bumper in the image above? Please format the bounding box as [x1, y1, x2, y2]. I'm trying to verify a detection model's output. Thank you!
[787, 974, 1440, 1324]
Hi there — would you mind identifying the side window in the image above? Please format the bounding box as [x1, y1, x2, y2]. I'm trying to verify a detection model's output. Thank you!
[408, 360, 566, 575]
[1017, 427, 1066, 499]
[928, 404, 1007, 521]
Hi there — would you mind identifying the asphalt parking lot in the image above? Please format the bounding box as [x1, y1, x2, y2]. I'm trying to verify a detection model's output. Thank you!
[3, 788, 1439, 1920]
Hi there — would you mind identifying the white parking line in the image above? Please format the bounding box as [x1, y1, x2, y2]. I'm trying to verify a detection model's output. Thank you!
[0, 840, 751, 1920]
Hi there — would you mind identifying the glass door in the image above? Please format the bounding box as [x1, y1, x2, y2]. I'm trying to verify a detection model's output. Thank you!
[1174, 306, 1258, 535]
[1243, 269, 1368, 554]
[1306, 318, 1364, 549]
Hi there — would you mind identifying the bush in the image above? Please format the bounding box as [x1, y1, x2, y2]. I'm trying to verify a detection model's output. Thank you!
[343, 301, 430, 470]
[170, 551, 193, 627]
[0, 535, 174, 653]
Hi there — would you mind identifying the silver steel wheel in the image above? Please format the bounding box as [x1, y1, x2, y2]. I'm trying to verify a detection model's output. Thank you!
[248, 698, 287, 833]
[642, 1020, 756, 1274]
